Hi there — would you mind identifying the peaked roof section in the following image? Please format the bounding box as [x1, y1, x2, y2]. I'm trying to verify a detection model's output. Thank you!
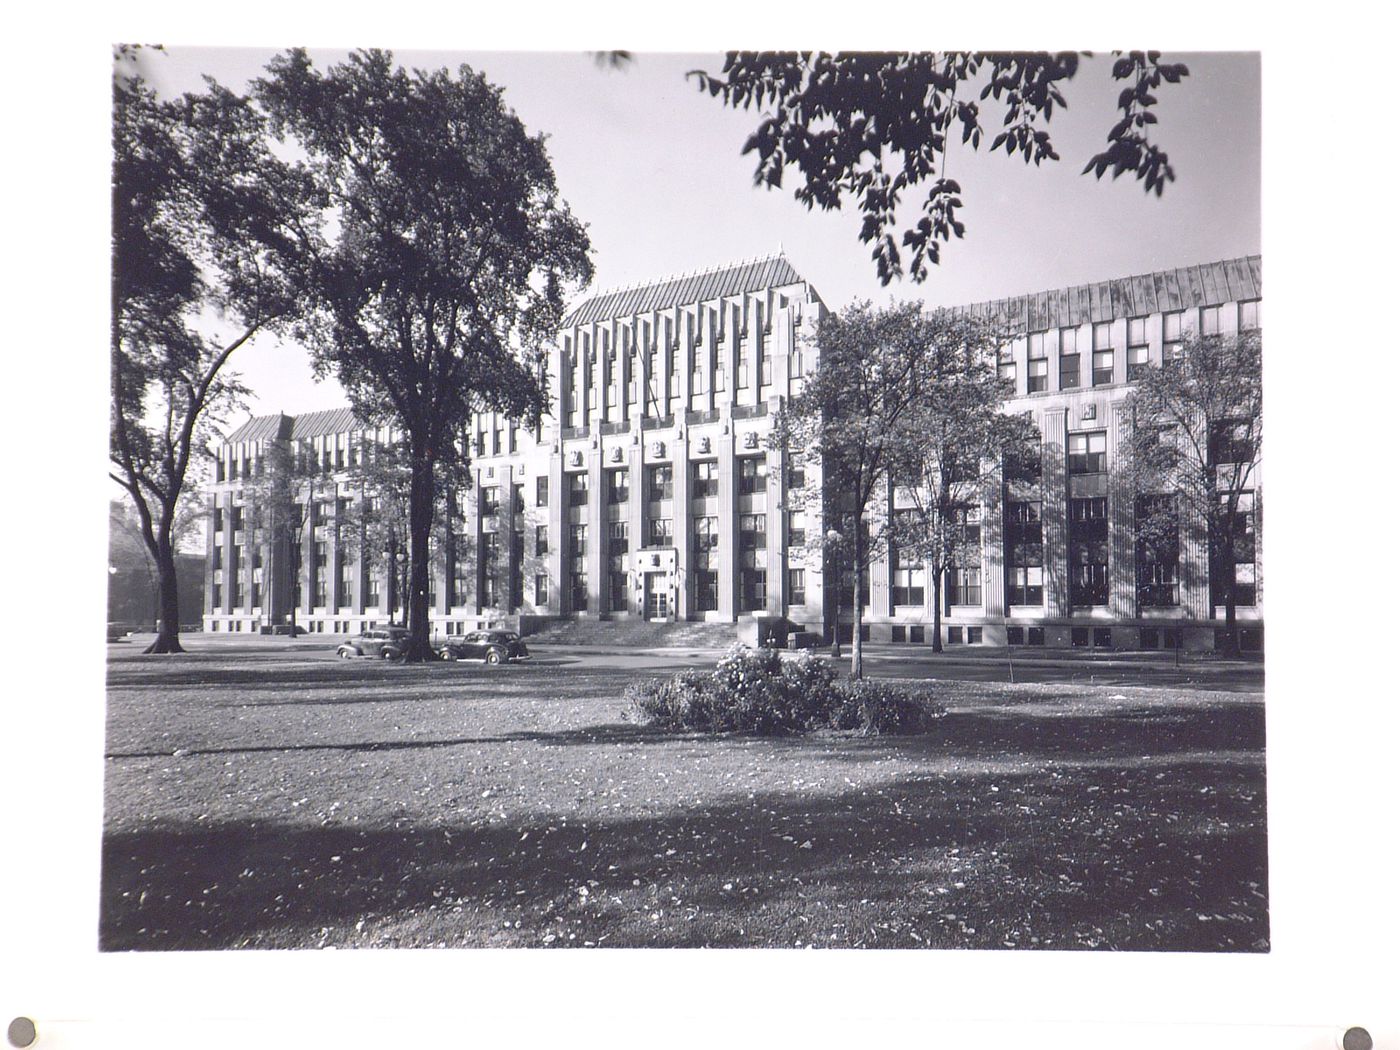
[563, 253, 810, 328]
[953, 255, 1261, 332]
[224, 407, 366, 445]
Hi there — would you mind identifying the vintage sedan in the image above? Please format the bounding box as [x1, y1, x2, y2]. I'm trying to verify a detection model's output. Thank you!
[436, 630, 530, 665]
[335, 627, 410, 660]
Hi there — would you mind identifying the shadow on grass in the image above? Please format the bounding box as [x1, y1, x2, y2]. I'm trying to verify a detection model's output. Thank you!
[101, 704, 1268, 952]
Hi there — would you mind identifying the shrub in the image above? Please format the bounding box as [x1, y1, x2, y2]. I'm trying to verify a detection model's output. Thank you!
[626, 644, 945, 736]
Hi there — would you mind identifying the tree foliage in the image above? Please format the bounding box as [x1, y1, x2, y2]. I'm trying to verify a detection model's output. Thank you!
[689, 51, 1189, 284]
[1120, 330, 1262, 653]
[885, 315, 1038, 650]
[775, 301, 947, 677]
[110, 48, 313, 652]
[253, 49, 593, 660]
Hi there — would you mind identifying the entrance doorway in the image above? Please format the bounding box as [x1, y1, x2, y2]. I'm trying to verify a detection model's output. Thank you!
[644, 573, 669, 621]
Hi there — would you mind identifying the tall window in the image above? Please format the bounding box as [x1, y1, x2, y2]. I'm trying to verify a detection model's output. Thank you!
[1068, 431, 1107, 475]
[787, 568, 806, 606]
[946, 567, 980, 607]
[1059, 327, 1080, 389]
[570, 523, 588, 558]
[608, 468, 630, 505]
[536, 524, 549, 556]
[1135, 494, 1180, 607]
[1091, 323, 1113, 386]
[482, 486, 500, 516]
[1005, 501, 1044, 606]
[535, 573, 549, 606]
[787, 508, 807, 549]
[692, 460, 719, 498]
[1239, 300, 1261, 331]
[1201, 305, 1222, 336]
[997, 345, 1016, 391]
[1163, 311, 1185, 362]
[1127, 317, 1150, 380]
[1069, 497, 1109, 607]
[738, 457, 767, 495]
[739, 513, 767, 611]
[608, 521, 629, 612]
[569, 472, 589, 507]
[1028, 332, 1049, 393]
[536, 475, 549, 507]
[647, 464, 672, 501]
[694, 516, 719, 611]
[1212, 491, 1257, 607]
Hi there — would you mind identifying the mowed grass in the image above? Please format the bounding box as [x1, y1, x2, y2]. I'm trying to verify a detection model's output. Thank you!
[100, 646, 1268, 951]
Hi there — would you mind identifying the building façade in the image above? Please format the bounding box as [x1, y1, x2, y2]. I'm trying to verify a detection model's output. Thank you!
[204, 252, 1262, 653]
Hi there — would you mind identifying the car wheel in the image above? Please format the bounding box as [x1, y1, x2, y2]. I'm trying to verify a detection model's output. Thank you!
[381, 649, 396, 660]
[337, 649, 351, 659]
[485, 649, 502, 665]
[439, 648, 455, 661]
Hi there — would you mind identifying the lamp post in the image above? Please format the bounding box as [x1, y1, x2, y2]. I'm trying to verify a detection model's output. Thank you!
[393, 547, 407, 626]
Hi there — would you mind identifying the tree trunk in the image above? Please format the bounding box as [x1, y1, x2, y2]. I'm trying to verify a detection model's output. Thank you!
[404, 442, 436, 662]
[930, 572, 944, 653]
[850, 525, 863, 680]
[144, 540, 185, 654]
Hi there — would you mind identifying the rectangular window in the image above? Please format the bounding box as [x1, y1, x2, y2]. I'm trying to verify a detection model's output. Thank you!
[788, 568, 806, 606]
[1094, 627, 1112, 649]
[787, 464, 805, 491]
[1135, 494, 1180, 607]
[1059, 350, 1081, 390]
[948, 626, 963, 645]
[740, 568, 767, 612]
[693, 517, 718, 570]
[1163, 311, 1185, 361]
[1027, 626, 1044, 646]
[893, 567, 926, 607]
[1211, 491, 1257, 607]
[695, 571, 719, 612]
[231, 506, 244, 531]
[1007, 626, 1024, 646]
[212, 547, 222, 570]
[570, 573, 588, 611]
[1127, 345, 1149, 381]
[946, 567, 981, 607]
[968, 626, 982, 645]
[892, 624, 906, 643]
[1072, 627, 1089, 648]
[569, 472, 589, 507]
[787, 508, 807, 549]
[535, 573, 549, 606]
[570, 523, 588, 558]
[1005, 500, 1044, 606]
[739, 513, 767, 566]
[1092, 350, 1113, 386]
[1208, 420, 1255, 466]
[692, 460, 719, 498]
[512, 484, 524, 515]
[536, 524, 549, 556]
[647, 464, 673, 502]
[536, 475, 549, 507]
[738, 457, 767, 495]
[647, 517, 673, 547]
[1067, 431, 1107, 474]
[1069, 496, 1109, 607]
[1027, 358, 1049, 393]
[608, 468, 630, 504]
[1239, 300, 1261, 331]
[1093, 322, 1112, 351]
[482, 486, 500, 517]
[998, 361, 1017, 390]
[1201, 305, 1222, 336]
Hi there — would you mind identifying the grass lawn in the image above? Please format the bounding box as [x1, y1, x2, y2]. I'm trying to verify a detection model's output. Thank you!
[101, 645, 1267, 951]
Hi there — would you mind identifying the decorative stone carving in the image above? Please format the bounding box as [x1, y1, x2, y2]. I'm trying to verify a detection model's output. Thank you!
[743, 430, 759, 449]
[569, 450, 583, 467]
[1082, 403, 1097, 420]
[698, 436, 711, 454]
[650, 440, 665, 457]
[610, 446, 623, 463]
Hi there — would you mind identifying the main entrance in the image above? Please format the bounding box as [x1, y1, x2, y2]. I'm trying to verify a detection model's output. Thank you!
[644, 572, 669, 621]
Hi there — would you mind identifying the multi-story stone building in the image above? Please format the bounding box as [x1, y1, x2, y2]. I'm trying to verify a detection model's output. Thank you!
[204, 252, 1262, 652]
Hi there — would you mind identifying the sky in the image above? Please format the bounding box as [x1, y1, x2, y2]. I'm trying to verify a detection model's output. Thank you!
[132, 47, 1260, 424]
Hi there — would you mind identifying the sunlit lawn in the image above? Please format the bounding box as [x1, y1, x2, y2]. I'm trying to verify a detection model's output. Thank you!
[100, 647, 1268, 950]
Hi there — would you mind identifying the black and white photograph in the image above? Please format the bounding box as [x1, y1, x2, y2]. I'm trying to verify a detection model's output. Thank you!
[1, 13, 1395, 1050]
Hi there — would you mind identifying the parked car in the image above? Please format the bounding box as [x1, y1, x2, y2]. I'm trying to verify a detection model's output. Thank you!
[335, 627, 410, 660]
[436, 630, 530, 665]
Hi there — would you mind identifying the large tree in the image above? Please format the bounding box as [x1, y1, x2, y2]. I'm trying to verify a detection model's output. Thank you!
[1120, 329, 1262, 655]
[254, 50, 592, 661]
[885, 314, 1038, 651]
[690, 51, 1188, 283]
[111, 49, 311, 653]
[775, 301, 938, 679]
